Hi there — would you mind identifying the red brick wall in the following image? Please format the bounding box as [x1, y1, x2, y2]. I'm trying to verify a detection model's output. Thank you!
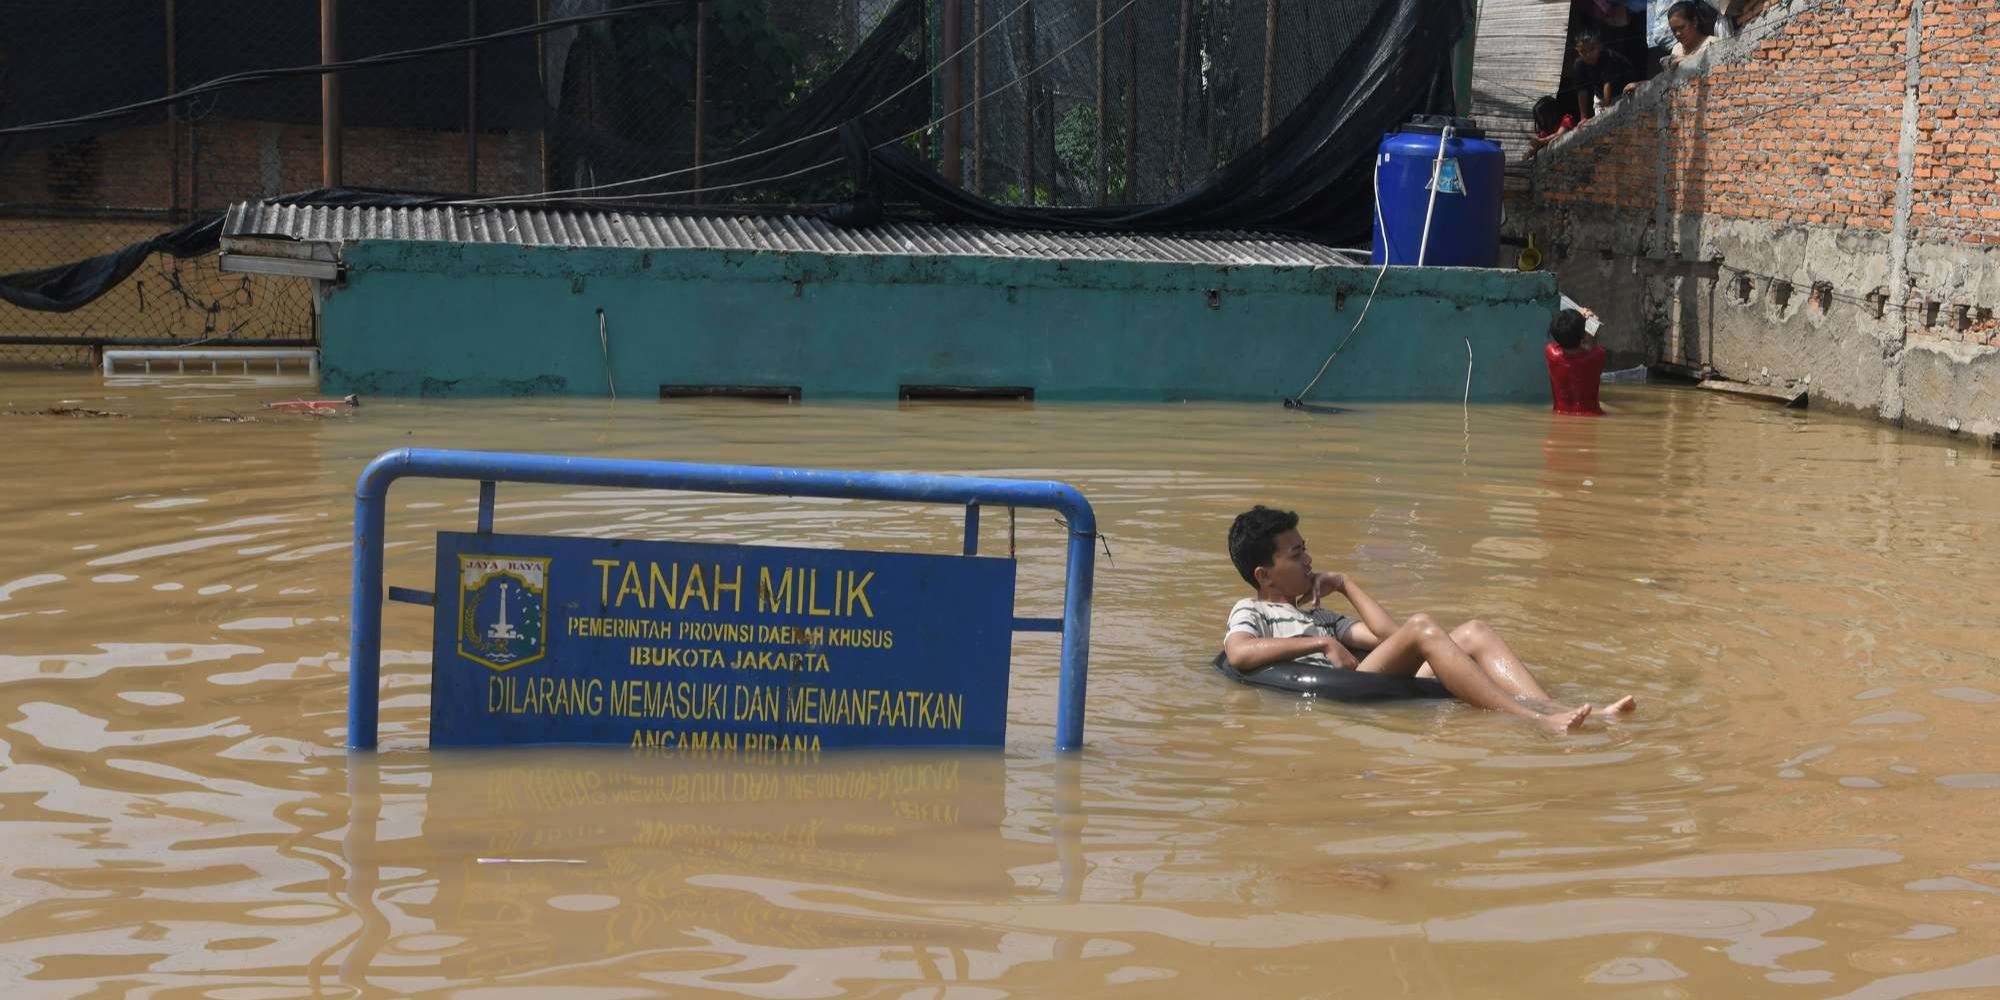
[1536, 0, 1921, 232]
[0, 119, 542, 212]
[1525, 0, 1999, 346]
[1910, 0, 2000, 244]
[0, 126, 176, 212]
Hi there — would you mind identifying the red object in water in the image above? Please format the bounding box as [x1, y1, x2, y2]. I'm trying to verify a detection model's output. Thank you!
[1545, 343, 1607, 415]
[266, 394, 360, 411]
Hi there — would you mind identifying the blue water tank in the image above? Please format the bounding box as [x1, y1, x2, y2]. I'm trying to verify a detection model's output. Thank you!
[1369, 115, 1504, 267]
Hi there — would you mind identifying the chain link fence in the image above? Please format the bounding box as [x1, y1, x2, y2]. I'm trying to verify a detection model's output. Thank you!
[2, 0, 1434, 368]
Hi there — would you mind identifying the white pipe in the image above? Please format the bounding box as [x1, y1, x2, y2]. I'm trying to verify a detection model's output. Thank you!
[1416, 124, 1455, 267]
[103, 349, 320, 377]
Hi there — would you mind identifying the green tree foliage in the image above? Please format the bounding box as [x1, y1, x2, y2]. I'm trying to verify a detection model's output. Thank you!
[573, 0, 815, 148]
[1054, 102, 1127, 203]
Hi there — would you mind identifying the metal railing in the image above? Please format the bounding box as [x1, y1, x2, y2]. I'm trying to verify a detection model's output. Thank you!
[102, 348, 319, 376]
[348, 447, 1099, 751]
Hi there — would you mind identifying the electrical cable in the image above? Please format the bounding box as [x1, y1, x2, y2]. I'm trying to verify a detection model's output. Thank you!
[496, 0, 1148, 207]
[0, 0, 696, 139]
[1285, 156, 1393, 406]
[596, 307, 616, 401]
[464, 0, 1039, 207]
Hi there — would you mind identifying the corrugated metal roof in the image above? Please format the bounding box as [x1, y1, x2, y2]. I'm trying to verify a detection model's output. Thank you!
[221, 200, 1361, 268]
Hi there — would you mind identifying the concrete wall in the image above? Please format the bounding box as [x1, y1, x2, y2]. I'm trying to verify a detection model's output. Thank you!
[317, 240, 1559, 402]
[1511, 0, 1999, 438]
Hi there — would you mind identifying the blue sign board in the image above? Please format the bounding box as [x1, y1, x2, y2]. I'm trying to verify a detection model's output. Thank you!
[429, 531, 1018, 750]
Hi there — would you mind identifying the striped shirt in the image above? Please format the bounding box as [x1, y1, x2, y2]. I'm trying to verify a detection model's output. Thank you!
[1225, 598, 1359, 667]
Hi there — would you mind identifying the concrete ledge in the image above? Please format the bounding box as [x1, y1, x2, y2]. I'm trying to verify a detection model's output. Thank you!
[318, 240, 1561, 402]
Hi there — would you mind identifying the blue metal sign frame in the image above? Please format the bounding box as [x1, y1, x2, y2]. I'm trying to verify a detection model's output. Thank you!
[347, 448, 1098, 751]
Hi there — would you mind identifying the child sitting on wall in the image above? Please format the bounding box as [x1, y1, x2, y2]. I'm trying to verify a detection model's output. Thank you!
[1528, 97, 1577, 155]
[1546, 305, 1608, 415]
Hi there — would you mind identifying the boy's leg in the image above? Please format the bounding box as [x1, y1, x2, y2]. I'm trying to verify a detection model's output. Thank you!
[1356, 614, 1589, 732]
[1449, 620, 1555, 702]
[1449, 619, 1637, 714]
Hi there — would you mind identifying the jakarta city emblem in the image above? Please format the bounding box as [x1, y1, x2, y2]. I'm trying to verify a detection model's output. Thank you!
[456, 555, 551, 670]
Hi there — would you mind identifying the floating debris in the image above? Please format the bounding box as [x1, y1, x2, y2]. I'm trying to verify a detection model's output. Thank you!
[1, 406, 127, 419]
[265, 393, 360, 413]
[1287, 863, 1392, 891]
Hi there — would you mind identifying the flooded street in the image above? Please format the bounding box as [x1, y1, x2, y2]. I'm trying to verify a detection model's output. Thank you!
[2, 371, 1997, 998]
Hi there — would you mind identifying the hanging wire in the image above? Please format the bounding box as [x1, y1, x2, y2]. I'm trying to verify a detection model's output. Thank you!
[0, 0, 697, 139]
[495, 0, 1149, 207]
[463, 0, 1041, 207]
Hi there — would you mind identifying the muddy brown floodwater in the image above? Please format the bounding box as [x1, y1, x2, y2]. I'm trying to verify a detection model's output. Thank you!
[1, 370, 1998, 999]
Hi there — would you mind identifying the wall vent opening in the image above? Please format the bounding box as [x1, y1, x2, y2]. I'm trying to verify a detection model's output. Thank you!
[898, 385, 1035, 402]
[659, 385, 801, 402]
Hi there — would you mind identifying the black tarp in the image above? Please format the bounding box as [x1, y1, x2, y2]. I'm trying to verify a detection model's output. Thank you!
[0, 215, 221, 313]
[0, 189, 449, 313]
[831, 0, 1467, 244]
[0, 0, 543, 154]
[538, 0, 926, 199]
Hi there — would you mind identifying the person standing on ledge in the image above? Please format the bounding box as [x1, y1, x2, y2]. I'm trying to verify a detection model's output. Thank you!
[1572, 29, 1638, 121]
[1547, 306, 1608, 415]
[1222, 506, 1635, 733]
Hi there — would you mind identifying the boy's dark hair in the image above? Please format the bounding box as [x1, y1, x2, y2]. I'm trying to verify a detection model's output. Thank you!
[1549, 309, 1588, 350]
[1228, 505, 1298, 587]
[1574, 27, 1603, 48]
[1533, 96, 1562, 130]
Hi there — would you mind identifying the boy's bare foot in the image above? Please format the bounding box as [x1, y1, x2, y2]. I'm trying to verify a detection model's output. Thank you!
[1538, 703, 1592, 733]
[1602, 695, 1637, 714]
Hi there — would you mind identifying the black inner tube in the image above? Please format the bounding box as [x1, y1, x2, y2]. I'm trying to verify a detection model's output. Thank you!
[1211, 652, 1451, 701]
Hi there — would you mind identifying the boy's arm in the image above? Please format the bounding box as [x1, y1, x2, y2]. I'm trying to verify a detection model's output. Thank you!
[1313, 573, 1398, 650]
[1223, 632, 1357, 672]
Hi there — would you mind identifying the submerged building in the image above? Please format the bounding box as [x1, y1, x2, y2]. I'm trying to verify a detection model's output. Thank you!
[220, 200, 1557, 403]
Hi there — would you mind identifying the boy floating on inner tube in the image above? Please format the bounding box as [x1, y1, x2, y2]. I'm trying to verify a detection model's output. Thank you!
[1223, 506, 1635, 733]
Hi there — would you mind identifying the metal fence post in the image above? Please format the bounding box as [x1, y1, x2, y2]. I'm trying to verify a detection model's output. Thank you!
[1056, 514, 1097, 751]
[1172, 0, 1191, 194]
[942, 0, 963, 184]
[1122, 1, 1136, 203]
[1019, 0, 1037, 203]
[972, 0, 985, 194]
[322, 0, 342, 187]
[1094, 0, 1107, 205]
[166, 0, 180, 221]
[467, 0, 479, 193]
[693, 0, 708, 205]
[348, 454, 396, 750]
[1262, 0, 1279, 138]
[535, 0, 549, 190]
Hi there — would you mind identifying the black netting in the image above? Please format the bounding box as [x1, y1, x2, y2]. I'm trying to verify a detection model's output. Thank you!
[1, 0, 1467, 351]
[847, 0, 1464, 239]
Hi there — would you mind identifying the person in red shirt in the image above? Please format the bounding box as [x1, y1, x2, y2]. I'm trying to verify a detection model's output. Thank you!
[1545, 307, 1607, 415]
[1528, 97, 1577, 155]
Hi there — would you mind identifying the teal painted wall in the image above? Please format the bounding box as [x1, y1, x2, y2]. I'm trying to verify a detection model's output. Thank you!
[319, 240, 1559, 402]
